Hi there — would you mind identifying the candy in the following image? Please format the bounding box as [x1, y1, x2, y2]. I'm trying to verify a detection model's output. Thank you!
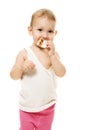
[36, 39, 47, 48]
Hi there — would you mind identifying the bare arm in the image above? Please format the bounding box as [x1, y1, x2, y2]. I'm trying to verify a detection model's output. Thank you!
[10, 49, 35, 80]
[50, 52, 66, 77]
[47, 41, 66, 77]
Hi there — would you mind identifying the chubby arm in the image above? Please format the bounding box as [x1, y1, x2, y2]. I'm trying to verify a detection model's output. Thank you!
[50, 52, 66, 77]
[10, 49, 35, 80]
[47, 41, 66, 77]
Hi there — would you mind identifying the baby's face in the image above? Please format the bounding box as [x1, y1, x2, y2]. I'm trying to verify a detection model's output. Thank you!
[30, 17, 57, 45]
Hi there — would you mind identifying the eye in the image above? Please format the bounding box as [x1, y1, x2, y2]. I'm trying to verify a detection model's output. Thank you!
[37, 29, 42, 31]
[48, 30, 54, 33]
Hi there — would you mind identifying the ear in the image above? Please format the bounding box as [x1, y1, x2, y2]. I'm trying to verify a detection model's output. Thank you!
[28, 26, 32, 35]
[55, 30, 58, 35]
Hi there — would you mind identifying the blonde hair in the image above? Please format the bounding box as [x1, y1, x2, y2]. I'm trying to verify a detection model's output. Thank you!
[30, 8, 56, 26]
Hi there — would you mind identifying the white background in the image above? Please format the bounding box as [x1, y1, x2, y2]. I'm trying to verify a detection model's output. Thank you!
[0, 0, 87, 130]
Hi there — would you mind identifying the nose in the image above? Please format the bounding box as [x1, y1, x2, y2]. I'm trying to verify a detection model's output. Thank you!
[42, 31, 48, 39]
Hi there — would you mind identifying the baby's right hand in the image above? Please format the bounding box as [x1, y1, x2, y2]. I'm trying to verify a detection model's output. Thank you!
[22, 59, 35, 73]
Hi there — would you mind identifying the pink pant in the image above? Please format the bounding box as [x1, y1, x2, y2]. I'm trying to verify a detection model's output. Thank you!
[19, 104, 55, 130]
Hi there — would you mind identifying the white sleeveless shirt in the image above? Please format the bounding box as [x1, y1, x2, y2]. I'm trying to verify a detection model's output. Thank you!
[19, 47, 57, 112]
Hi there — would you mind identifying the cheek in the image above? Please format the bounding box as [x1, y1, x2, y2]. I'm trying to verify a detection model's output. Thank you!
[33, 37, 37, 42]
[33, 35, 39, 43]
[33, 33, 41, 42]
[49, 35, 55, 41]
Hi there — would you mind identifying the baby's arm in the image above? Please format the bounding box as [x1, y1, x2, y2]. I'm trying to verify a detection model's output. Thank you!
[47, 41, 66, 77]
[10, 49, 35, 80]
[50, 52, 66, 77]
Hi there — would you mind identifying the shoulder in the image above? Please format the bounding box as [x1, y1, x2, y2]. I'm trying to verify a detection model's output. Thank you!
[16, 48, 28, 60]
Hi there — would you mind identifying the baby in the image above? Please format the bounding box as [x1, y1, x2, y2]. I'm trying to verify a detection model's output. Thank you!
[10, 8, 66, 130]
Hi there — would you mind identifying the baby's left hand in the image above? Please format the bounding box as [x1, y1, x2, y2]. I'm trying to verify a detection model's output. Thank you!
[46, 41, 55, 56]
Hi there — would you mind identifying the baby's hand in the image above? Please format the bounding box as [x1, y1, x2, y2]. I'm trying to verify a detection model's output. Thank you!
[22, 59, 35, 73]
[46, 41, 55, 56]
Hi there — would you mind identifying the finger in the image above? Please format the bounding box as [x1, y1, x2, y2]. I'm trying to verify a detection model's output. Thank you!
[29, 63, 35, 70]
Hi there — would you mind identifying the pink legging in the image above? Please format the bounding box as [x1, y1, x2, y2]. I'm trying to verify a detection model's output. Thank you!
[19, 104, 55, 130]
